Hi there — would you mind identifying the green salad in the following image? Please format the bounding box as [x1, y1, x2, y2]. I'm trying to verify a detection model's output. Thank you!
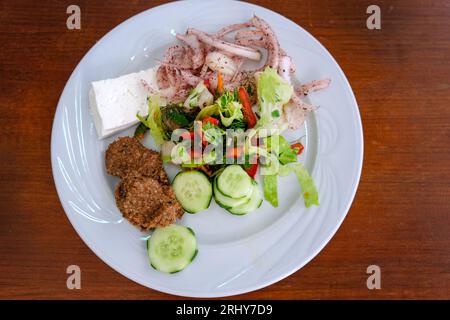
[137, 67, 319, 215]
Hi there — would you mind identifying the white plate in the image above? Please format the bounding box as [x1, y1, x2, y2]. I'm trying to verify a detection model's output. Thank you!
[51, 0, 363, 297]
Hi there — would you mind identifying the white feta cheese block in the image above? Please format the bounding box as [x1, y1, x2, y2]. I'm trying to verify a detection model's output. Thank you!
[89, 67, 158, 139]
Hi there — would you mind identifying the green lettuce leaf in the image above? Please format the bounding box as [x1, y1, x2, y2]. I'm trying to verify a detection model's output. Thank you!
[219, 101, 244, 127]
[202, 122, 224, 146]
[293, 164, 319, 207]
[184, 82, 214, 109]
[196, 104, 219, 120]
[214, 91, 243, 127]
[133, 122, 148, 139]
[260, 133, 318, 208]
[256, 67, 293, 127]
[278, 148, 298, 165]
[259, 150, 280, 176]
[216, 90, 239, 107]
[136, 96, 169, 146]
[264, 134, 298, 165]
[263, 174, 278, 207]
[279, 164, 319, 207]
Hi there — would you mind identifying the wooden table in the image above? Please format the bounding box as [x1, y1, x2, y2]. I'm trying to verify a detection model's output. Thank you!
[0, 0, 449, 299]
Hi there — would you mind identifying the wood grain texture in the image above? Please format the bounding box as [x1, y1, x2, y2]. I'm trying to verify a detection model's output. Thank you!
[0, 0, 449, 299]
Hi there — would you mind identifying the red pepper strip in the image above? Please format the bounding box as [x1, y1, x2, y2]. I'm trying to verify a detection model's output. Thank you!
[291, 142, 304, 155]
[189, 149, 202, 163]
[204, 78, 210, 89]
[180, 131, 194, 140]
[226, 147, 243, 159]
[192, 121, 209, 149]
[191, 149, 202, 157]
[192, 125, 203, 162]
[238, 87, 257, 128]
[203, 116, 219, 126]
[244, 163, 258, 179]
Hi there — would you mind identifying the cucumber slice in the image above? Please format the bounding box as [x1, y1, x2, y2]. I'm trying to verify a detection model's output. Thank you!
[228, 182, 263, 215]
[217, 165, 252, 199]
[213, 177, 252, 209]
[173, 170, 212, 213]
[147, 224, 198, 273]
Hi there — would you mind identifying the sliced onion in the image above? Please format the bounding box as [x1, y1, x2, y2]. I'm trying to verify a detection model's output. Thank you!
[205, 51, 238, 76]
[187, 28, 261, 61]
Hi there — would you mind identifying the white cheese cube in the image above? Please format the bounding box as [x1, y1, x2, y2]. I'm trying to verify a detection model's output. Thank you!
[89, 67, 158, 139]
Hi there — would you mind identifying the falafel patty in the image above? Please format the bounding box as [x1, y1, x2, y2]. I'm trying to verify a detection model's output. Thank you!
[115, 175, 184, 230]
[105, 136, 169, 184]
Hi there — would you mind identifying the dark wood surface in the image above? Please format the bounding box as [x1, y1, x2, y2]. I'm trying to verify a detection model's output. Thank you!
[0, 0, 449, 299]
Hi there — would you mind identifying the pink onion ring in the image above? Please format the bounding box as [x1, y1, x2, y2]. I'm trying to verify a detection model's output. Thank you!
[250, 15, 280, 69]
[295, 79, 331, 97]
[187, 28, 261, 61]
[176, 33, 204, 69]
[216, 23, 251, 39]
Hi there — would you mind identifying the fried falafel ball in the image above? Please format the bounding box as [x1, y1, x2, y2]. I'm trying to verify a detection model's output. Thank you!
[115, 175, 184, 230]
[105, 136, 169, 184]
